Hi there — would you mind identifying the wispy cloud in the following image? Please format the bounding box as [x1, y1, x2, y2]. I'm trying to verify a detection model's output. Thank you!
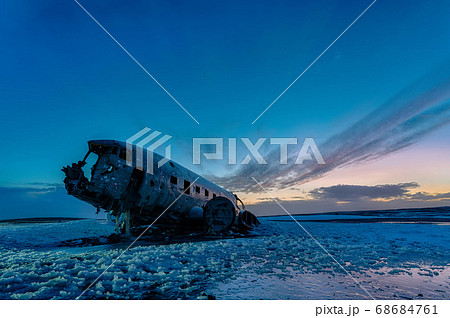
[0, 185, 93, 220]
[26, 182, 64, 188]
[214, 63, 450, 193]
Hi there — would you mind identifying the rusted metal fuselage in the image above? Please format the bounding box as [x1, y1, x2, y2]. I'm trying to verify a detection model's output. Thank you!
[62, 140, 260, 235]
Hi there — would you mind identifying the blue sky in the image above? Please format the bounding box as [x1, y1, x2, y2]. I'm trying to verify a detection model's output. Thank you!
[1, 0, 450, 218]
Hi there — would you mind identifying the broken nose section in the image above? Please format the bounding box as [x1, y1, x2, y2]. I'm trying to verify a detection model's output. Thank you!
[62, 161, 89, 195]
[62, 160, 106, 210]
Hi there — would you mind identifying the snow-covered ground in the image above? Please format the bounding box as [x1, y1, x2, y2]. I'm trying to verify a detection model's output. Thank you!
[0, 208, 449, 300]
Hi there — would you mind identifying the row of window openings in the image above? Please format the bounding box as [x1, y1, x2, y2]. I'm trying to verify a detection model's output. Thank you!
[169, 176, 216, 197]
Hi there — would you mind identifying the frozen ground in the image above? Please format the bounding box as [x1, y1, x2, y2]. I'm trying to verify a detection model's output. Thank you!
[0, 207, 449, 300]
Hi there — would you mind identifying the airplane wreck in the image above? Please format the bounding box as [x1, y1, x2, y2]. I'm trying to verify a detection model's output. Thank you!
[62, 140, 260, 236]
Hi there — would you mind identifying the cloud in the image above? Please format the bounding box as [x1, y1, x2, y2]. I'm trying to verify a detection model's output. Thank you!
[0, 185, 95, 220]
[26, 182, 64, 188]
[213, 63, 450, 193]
[309, 182, 419, 201]
[247, 182, 450, 216]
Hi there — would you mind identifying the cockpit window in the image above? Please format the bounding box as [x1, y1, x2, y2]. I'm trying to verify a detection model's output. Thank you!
[90, 144, 118, 155]
[80, 151, 98, 180]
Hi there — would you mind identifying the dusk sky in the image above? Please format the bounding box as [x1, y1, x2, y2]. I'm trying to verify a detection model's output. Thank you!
[1, 0, 450, 218]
